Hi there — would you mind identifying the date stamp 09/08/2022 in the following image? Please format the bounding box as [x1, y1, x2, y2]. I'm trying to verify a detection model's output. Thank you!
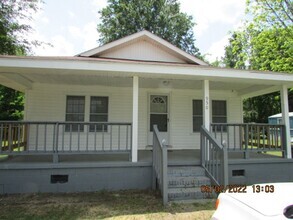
[200, 184, 275, 194]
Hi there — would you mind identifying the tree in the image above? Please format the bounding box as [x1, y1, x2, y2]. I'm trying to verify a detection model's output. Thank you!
[0, 87, 24, 120]
[97, 0, 201, 56]
[222, 31, 248, 69]
[249, 26, 293, 72]
[0, 0, 42, 120]
[246, 0, 293, 34]
[223, 0, 293, 123]
[0, 0, 41, 55]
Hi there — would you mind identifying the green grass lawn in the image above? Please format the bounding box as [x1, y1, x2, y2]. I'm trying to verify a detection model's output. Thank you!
[263, 151, 283, 157]
[0, 190, 215, 220]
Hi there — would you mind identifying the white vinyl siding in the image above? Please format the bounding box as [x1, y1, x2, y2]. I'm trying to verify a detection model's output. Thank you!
[25, 83, 242, 150]
[100, 40, 185, 63]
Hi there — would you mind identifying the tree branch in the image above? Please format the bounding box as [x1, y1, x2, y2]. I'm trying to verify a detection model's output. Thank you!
[280, 0, 293, 23]
[263, 0, 289, 29]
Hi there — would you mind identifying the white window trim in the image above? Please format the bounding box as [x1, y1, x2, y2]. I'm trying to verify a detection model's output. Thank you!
[64, 94, 111, 134]
[190, 98, 229, 133]
[211, 100, 228, 124]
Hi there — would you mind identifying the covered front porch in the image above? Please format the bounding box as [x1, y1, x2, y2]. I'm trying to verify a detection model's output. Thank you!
[0, 56, 293, 162]
[0, 121, 290, 163]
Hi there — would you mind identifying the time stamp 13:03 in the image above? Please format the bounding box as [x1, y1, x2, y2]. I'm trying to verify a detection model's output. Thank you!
[201, 184, 275, 193]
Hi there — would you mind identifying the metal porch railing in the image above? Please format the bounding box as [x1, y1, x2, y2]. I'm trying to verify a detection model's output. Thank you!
[152, 125, 168, 205]
[0, 121, 132, 162]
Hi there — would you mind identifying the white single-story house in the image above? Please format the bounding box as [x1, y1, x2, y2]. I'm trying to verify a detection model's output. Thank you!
[0, 30, 292, 203]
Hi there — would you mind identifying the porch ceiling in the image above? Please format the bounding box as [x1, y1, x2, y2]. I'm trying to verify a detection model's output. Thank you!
[0, 56, 293, 98]
[0, 70, 270, 92]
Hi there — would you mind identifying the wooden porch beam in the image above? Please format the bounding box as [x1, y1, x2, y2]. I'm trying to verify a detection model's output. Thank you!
[280, 85, 292, 159]
[132, 76, 139, 162]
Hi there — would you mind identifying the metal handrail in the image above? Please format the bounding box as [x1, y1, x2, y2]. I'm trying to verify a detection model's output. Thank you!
[152, 125, 168, 205]
[201, 126, 228, 186]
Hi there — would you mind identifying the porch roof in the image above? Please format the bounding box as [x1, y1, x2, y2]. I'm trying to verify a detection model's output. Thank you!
[0, 55, 293, 98]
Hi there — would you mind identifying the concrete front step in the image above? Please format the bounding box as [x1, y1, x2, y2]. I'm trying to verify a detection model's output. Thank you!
[167, 166, 216, 201]
[168, 166, 206, 177]
[168, 187, 215, 201]
[168, 176, 211, 188]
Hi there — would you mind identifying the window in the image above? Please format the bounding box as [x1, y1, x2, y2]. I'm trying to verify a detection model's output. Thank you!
[90, 96, 109, 132]
[212, 100, 227, 124]
[192, 100, 227, 132]
[192, 100, 203, 132]
[65, 96, 85, 131]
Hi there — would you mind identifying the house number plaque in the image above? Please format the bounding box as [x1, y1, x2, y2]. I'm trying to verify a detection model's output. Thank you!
[205, 96, 209, 110]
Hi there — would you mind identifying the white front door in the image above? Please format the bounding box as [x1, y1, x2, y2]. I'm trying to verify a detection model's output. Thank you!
[148, 95, 170, 145]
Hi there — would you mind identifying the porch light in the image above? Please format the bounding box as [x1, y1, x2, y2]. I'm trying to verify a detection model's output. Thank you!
[162, 80, 170, 86]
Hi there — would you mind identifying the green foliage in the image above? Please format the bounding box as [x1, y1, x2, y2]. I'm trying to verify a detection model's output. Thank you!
[0, 0, 41, 120]
[98, 0, 200, 56]
[223, 31, 248, 69]
[0, 86, 24, 120]
[223, 0, 293, 123]
[210, 58, 221, 67]
[250, 26, 293, 72]
[0, 0, 41, 55]
[243, 92, 281, 123]
[246, 0, 293, 33]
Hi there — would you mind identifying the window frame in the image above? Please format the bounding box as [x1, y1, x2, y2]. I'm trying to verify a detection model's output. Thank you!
[89, 96, 109, 132]
[191, 99, 228, 133]
[65, 95, 85, 132]
[149, 95, 169, 132]
[192, 99, 203, 133]
[212, 100, 227, 132]
[212, 100, 227, 124]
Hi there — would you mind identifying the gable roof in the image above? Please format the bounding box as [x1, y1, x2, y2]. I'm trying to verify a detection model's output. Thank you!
[77, 30, 208, 65]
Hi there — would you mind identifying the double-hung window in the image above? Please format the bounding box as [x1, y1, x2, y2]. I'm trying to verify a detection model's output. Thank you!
[212, 100, 227, 131]
[65, 96, 85, 131]
[192, 99, 227, 132]
[90, 96, 109, 132]
[192, 100, 203, 132]
[212, 100, 227, 123]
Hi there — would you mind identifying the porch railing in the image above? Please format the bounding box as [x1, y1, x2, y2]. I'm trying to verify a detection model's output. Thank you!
[201, 126, 228, 186]
[210, 123, 286, 158]
[152, 125, 168, 205]
[0, 121, 132, 161]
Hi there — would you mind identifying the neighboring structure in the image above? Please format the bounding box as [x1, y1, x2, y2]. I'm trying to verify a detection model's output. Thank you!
[269, 112, 293, 141]
[0, 30, 292, 202]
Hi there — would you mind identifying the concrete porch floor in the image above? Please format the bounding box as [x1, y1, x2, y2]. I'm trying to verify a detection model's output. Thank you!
[0, 150, 200, 165]
[0, 149, 282, 166]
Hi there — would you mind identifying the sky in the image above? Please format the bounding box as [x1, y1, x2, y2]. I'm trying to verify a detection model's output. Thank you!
[29, 0, 247, 62]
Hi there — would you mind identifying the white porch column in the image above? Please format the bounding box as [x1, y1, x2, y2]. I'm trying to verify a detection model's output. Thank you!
[280, 85, 292, 158]
[132, 76, 139, 162]
[203, 80, 210, 130]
